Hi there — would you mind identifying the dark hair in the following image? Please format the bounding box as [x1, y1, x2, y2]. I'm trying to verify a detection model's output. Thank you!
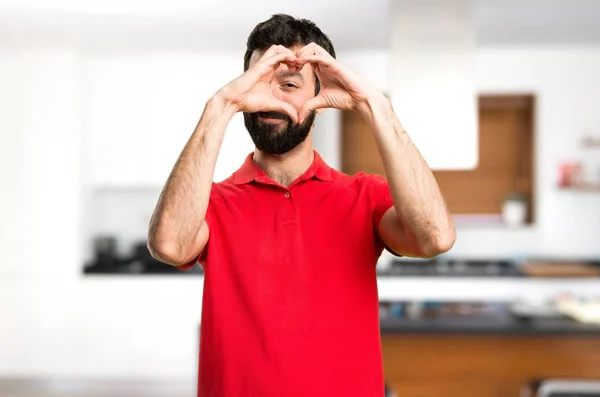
[243, 14, 336, 94]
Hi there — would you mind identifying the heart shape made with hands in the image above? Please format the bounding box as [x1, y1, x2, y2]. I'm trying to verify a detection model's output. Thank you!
[249, 44, 345, 123]
[220, 43, 375, 124]
[291, 45, 372, 123]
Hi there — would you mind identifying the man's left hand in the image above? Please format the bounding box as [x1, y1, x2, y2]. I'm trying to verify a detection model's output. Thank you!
[295, 43, 386, 122]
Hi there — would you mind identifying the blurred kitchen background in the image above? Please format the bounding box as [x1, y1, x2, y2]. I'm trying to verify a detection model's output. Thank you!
[2, 0, 600, 396]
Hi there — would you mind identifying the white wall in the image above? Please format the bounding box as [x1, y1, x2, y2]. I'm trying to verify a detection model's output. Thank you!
[2, 45, 600, 379]
[83, 52, 254, 187]
[455, 46, 600, 259]
[0, 48, 83, 279]
[321, 47, 600, 260]
[80, 52, 255, 261]
[82, 47, 600, 261]
[0, 48, 207, 378]
[0, 47, 89, 374]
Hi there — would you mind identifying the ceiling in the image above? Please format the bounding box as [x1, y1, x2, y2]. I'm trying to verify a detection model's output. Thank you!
[1, 0, 600, 53]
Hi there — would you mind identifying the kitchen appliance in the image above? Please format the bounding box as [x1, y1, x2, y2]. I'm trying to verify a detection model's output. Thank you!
[510, 298, 564, 321]
[534, 380, 600, 397]
[555, 295, 600, 325]
[91, 236, 119, 271]
[382, 258, 521, 277]
[558, 162, 584, 186]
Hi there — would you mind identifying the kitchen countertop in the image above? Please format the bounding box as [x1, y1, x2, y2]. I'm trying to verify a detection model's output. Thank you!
[85, 259, 600, 277]
[377, 258, 600, 278]
[380, 308, 600, 335]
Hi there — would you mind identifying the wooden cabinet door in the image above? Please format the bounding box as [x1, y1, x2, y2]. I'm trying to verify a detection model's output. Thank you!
[340, 95, 535, 222]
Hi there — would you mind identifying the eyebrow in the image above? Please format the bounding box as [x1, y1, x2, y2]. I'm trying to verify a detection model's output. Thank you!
[276, 70, 305, 82]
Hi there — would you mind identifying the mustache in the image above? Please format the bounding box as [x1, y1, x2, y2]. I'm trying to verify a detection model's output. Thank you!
[257, 111, 291, 122]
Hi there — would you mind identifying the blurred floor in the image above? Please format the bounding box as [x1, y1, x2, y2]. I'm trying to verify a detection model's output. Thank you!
[0, 379, 195, 397]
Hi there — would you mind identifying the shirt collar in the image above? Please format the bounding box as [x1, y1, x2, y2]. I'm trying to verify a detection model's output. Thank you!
[233, 150, 334, 185]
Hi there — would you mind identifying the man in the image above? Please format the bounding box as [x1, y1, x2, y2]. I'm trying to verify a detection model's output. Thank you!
[148, 14, 455, 397]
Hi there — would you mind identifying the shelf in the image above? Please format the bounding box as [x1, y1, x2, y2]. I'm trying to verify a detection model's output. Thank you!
[452, 214, 534, 228]
[558, 184, 600, 192]
[582, 137, 600, 148]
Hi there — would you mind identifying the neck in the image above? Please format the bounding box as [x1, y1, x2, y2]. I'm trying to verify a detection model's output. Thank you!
[253, 140, 315, 188]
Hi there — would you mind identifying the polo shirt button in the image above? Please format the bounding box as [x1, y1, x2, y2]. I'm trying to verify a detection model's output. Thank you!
[284, 192, 291, 199]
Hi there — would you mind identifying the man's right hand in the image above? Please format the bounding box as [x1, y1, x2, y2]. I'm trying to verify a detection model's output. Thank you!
[215, 45, 300, 123]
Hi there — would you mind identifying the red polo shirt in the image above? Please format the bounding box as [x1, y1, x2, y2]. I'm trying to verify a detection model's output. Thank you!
[187, 151, 394, 397]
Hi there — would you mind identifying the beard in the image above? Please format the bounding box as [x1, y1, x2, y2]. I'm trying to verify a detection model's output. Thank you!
[243, 109, 316, 155]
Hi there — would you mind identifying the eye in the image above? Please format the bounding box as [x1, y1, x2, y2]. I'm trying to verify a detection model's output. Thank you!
[282, 82, 299, 89]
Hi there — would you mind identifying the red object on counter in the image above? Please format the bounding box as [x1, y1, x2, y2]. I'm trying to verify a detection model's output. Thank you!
[559, 162, 583, 186]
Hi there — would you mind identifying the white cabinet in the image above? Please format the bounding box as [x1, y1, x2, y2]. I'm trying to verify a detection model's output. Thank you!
[85, 53, 251, 187]
[389, 0, 479, 170]
[0, 278, 203, 377]
[0, 49, 82, 279]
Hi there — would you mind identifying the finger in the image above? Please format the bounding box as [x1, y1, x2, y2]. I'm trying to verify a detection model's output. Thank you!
[265, 99, 299, 124]
[299, 95, 328, 123]
[295, 42, 318, 57]
[253, 52, 298, 78]
[296, 54, 335, 68]
[296, 43, 333, 60]
[264, 51, 298, 68]
[286, 59, 305, 73]
[261, 44, 294, 60]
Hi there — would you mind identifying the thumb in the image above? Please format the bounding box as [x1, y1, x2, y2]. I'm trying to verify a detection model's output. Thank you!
[299, 95, 328, 123]
[266, 99, 299, 124]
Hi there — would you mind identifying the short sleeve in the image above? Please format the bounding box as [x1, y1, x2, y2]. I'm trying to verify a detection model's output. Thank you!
[175, 183, 217, 271]
[366, 174, 400, 257]
[367, 174, 394, 232]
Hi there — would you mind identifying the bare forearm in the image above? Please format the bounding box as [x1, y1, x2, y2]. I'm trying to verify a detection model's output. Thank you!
[148, 96, 235, 261]
[359, 97, 455, 251]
